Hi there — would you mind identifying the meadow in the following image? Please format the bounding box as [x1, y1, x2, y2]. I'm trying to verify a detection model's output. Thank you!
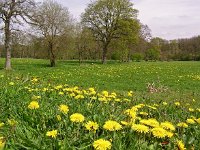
[0, 59, 200, 149]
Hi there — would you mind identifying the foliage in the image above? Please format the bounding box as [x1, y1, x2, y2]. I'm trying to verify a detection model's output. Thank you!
[145, 48, 160, 61]
[131, 53, 144, 62]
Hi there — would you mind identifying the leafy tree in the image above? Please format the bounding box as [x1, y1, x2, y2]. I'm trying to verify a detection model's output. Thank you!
[32, 0, 72, 67]
[145, 48, 160, 61]
[81, 0, 138, 63]
[0, 0, 36, 70]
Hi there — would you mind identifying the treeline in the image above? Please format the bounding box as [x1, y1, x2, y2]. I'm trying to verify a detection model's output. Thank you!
[0, 0, 200, 69]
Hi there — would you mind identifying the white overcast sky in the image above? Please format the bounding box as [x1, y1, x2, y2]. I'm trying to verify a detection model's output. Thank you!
[53, 0, 200, 40]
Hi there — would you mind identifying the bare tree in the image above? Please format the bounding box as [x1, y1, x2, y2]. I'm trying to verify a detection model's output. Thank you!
[0, 0, 36, 70]
[32, 0, 72, 67]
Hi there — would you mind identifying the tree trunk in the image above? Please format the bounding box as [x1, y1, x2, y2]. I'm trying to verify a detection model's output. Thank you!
[4, 21, 12, 70]
[102, 44, 108, 64]
[48, 41, 56, 67]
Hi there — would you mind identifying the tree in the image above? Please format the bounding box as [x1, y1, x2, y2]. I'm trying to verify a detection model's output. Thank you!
[81, 0, 138, 64]
[32, 0, 72, 67]
[0, 0, 35, 70]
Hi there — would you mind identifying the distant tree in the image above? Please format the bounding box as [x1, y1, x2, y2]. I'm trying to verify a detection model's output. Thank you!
[32, 0, 72, 67]
[81, 0, 138, 64]
[145, 48, 160, 61]
[0, 0, 36, 70]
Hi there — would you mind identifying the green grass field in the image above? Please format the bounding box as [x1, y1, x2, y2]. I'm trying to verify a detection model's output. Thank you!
[0, 59, 200, 149]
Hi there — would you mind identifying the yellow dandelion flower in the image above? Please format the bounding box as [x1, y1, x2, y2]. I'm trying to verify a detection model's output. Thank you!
[103, 120, 122, 131]
[7, 119, 17, 126]
[163, 102, 168, 105]
[58, 104, 69, 114]
[139, 112, 148, 116]
[177, 122, 188, 128]
[165, 131, 174, 138]
[0, 137, 6, 149]
[70, 113, 85, 123]
[175, 102, 180, 106]
[120, 121, 129, 126]
[28, 101, 39, 109]
[9, 82, 14, 86]
[58, 91, 64, 95]
[186, 118, 196, 124]
[56, 115, 61, 121]
[46, 130, 58, 138]
[189, 108, 194, 112]
[177, 140, 186, 150]
[131, 124, 149, 133]
[0, 123, 4, 128]
[195, 118, 200, 124]
[151, 127, 167, 138]
[128, 91, 133, 97]
[160, 121, 175, 131]
[85, 121, 99, 132]
[140, 118, 160, 128]
[93, 139, 111, 150]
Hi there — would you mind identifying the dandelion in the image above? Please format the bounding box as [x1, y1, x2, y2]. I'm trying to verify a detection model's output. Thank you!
[128, 91, 133, 97]
[7, 119, 17, 126]
[177, 140, 186, 150]
[151, 127, 167, 138]
[160, 121, 175, 131]
[131, 124, 149, 133]
[103, 120, 122, 131]
[28, 101, 39, 109]
[0, 123, 4, 128]
[186, 118, 196, 124]
[196, 118, 200, 124]
[9, 82, 14, 86]
[177, 122, 188, 128]
[121, 121, 129, 126]
[56, 115, 61, 121]
[162, 102, 168, 105]
[139, 112, 148, 116]
[165, 131, 174, 138]
[93, 139, 111, 150]
[46, 130, 58, 138]
[140, 118, 159, 128]
[189, 108, 195, 112]
[58, 104, 69, 114]
[0, 137, 5, 149]
[175, 102, 180, 106]
[85, 121, 99, 132]
[70, 113, 85, 123]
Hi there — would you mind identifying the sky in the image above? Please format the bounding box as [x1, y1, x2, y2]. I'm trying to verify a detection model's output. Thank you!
[47, 0, 200, 40]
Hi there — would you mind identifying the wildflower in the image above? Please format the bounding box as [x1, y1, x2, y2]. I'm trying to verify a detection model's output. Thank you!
[0, 123, 4, 128]
[139, 112, 148, 116]
[163, 102, 168, 105]
[56, 115, 61, 121]
[121, 121, 129, 126]
[28, 101, 39, 109]
[46, 130, 58, 138]
[128, 91, 133, 97]
[146, 105, 157, 110]
[160, 121, 175, 131]
[7, 119, 17, 126]
[103, 120, 122, 131]
[186, 118, 196, 124]
[175, 102, 180, 106]
[9, 82, 14, 86]
[189, 108, 195, 112]
[140, 118, 160, 128]
[151, 127, 167, 138]
[177, 122, 188, 128]
[0, 137, 5, 149]
[58, 104, 69, 114]
[58, 92, 64, 95]
[131, 124, 149, 133]
[165, 131, 174, 138]
[85, 121, 99, 132]
[177, 140, 186, 150]
[93, 139, 111, 150]
[196, 118, 200, 124]
[70, 113, 85, 123]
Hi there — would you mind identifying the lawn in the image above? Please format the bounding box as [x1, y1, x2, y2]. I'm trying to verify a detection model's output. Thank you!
[0, 59, 200, 149]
